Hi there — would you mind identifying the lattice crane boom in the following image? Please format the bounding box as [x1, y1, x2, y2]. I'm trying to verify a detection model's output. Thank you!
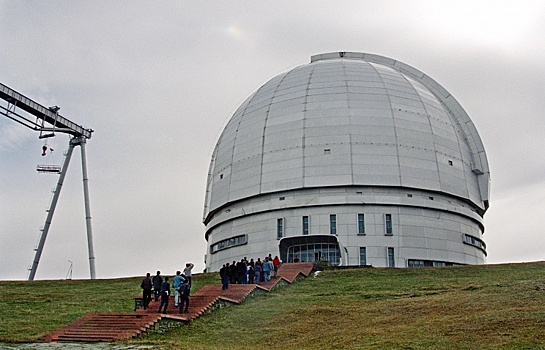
[0, 82, 93, 138]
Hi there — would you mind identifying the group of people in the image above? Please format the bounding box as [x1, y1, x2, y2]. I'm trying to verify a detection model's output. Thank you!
[219, 255, 281, 290]
[140, 263, 194, 314]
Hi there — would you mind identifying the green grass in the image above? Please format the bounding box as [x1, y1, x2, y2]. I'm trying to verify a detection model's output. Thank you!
[1, 262, 545, 349]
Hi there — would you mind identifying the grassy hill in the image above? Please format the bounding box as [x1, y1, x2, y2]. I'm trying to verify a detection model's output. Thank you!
[1, 262, 544, 349]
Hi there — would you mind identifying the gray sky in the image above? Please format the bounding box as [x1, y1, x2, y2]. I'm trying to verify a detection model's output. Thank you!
[1, 1, 544, 280]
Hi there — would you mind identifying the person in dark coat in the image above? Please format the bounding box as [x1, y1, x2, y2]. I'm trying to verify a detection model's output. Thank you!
[229, 261, 237, 284]
[158, 277, 170, 313]
[140, 272, 152, 309]
[237, 259, 247, 284]
[178, 279, 191, 313]
[248, 265, 255, 284]
[152, 271, 163, 301]
[220, 263, 229, 290]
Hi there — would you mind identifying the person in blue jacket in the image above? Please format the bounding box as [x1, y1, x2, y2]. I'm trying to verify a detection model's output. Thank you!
[172, 271, 185, 307]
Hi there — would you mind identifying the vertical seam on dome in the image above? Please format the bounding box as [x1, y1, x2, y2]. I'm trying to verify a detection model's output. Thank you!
[302, 64, 315, 187]
[342, 60, 354, 185]
[367, 62, 403, 186]
[259, 71, 293, 194]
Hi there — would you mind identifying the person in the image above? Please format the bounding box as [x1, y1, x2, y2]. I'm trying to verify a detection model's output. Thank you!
[237, 259, 247, 284]
[256, 258, 264, 283]
[158, 277, 170, 313]
[172, 271, 185, 307]
[178, 278, 191, 313]
[140, 272, 152, 309]
[262, 257, 273, 283]
[229, 261, 237, 284]
[273, 255, 281, 278]
[220, 263, 229, 290]
[248, 264, 255, 284]
[152, 271, 163, 302]
[183, 263, 194, 287]
[254, 262, 262, 285]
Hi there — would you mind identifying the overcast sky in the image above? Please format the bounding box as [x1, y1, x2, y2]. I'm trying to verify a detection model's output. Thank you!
[1, 1, 544, 280]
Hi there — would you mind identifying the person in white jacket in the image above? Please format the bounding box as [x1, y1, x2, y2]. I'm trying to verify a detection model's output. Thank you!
[183, 263, 194, 286]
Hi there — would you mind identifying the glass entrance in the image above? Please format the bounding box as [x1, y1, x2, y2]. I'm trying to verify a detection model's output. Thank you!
[279, 235, 342, 266]
[286, 242, 340, 265]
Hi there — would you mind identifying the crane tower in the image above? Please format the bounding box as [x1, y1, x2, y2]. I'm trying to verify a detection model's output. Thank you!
[0, 82, 96, 280]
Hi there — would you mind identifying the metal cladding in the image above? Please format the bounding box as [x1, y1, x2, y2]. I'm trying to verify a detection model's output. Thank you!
[203, 52, 490, 271]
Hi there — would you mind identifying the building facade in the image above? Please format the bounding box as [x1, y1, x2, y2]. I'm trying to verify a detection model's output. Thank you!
[203, 52, 490, 271]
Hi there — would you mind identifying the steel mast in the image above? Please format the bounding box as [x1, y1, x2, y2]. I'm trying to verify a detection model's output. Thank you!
[0, 82, 96, 280]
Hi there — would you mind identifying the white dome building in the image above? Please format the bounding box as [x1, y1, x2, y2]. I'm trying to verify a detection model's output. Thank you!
[203, 52, 490, 271]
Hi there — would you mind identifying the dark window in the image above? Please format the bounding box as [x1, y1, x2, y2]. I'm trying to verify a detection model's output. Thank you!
[210, 234, 248, 254]
[302, 216, 309, 235]
[357, 213, 365, 234]
[385, 214, 393, 235]
[408, 259, 461, 268]
[277, 218, 284, 239]
[330, 214, 337, 235]
[463, 234, 487, 256]
[359, 247, 367, 266]
[387, 247, 395, 267]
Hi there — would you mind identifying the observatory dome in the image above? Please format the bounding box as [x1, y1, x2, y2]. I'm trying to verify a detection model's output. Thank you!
[203, 52, 490, 271]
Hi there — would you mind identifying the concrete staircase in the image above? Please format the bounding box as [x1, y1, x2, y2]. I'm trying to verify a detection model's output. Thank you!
[40, 262, 314, 343]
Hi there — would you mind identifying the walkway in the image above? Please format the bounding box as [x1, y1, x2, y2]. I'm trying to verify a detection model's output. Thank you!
[40, 263, 314, 343]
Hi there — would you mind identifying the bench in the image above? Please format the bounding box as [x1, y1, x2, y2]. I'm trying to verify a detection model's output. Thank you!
[134, 297, 144, 311]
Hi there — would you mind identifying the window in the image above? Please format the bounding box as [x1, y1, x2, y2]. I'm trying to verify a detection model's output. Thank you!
[329, 214, 337, 235]
[210, 234, 248, 254]
[357, 213, 365, 235]
[359, 247, 367, 266]
[463, 234, 487, 256]
[302, 216, 309, 235]
[277, 218, 284, 239]
[387, 247, 395, 267]
[408, 259, 461, 268]
[385, 214, 393, 235]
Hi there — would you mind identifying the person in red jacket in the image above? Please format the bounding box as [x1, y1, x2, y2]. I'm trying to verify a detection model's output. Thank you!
[273, 256, 281, 278]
